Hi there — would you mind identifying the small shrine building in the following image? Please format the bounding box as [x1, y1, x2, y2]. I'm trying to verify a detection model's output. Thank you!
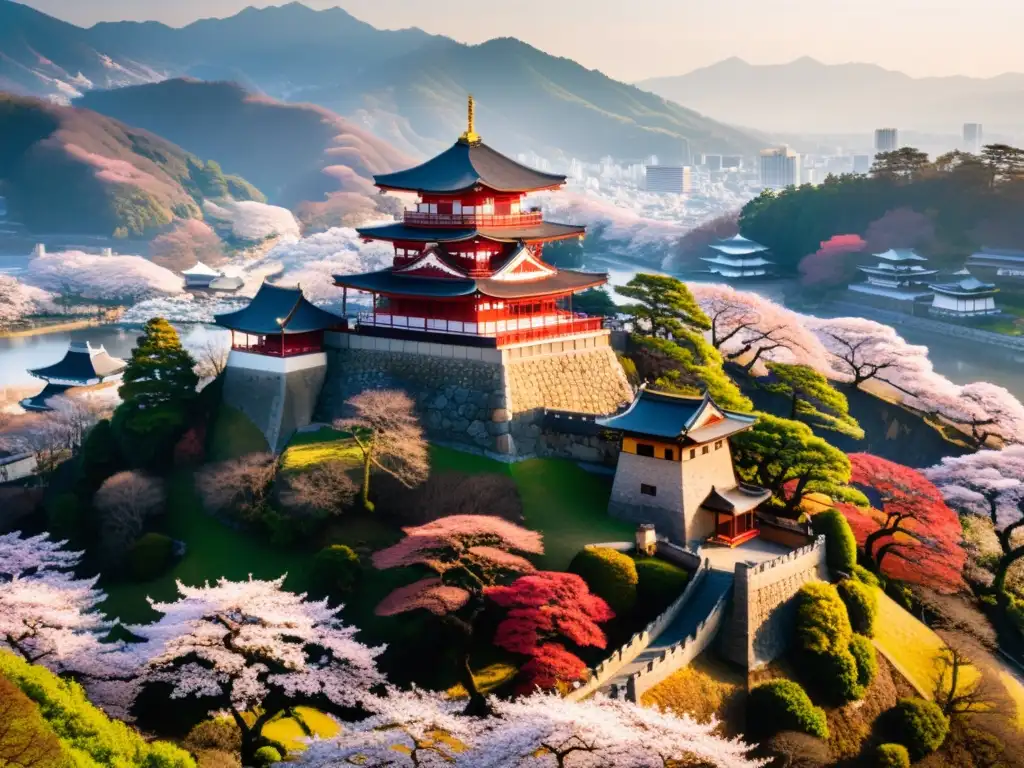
[929, 270, 999, 319]
[848, 248, 937, 303]
[21, 341, 126, 411]
[599, 387, 770, 547]
[701, 235, 776, 279]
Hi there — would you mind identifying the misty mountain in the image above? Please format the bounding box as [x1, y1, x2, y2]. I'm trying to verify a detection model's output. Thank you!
[78, 79, 412, 207]
[637, 57, 1024, 137]
[0, 92, 263, 236]
[1, 0, 760, 161]
[0, 0, 161, 103]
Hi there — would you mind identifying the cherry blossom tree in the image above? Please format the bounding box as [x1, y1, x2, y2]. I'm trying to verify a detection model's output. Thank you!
[23, 250, 184, 303]
[0, 532, 138, 718]
[373, 515, 544, 713]
[0, 396, 112, 480]
[928, 382, 1024, 448]
[486, 571, 614, 693]
[196, 452, 278, 524]
[93, 471, 166, 564]
[863, 207, 935, 254]
[280, 459, 357, 517]
[925, 447, 1024, 595]
[290, 690, 766, 768]
[133, 575, 384, 763]
[798, 234, 866, 290]
[203, 199, 301, 241]
[151, 219, 226, 272]
[689, 283, 830, 374]
[836, 454, 966, 592]
[336, 389, 429, 511]
[0, 275, 52, 330]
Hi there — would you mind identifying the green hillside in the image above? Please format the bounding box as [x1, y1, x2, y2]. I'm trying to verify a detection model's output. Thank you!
[0, 93, 263, 236]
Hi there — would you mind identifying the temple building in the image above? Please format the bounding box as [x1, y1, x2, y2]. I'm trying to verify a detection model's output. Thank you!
[928, 270, 999, 319]
[966, 247, 1024, 293]
[214, 282, 343, 451]
[701, 235, 775, 279]
[848, 248, 937, 307]
[182, 262, 243, 292]
[599, 387, 770, 547]
[336, 96, 606, 348]
[21, 341, 126, 411]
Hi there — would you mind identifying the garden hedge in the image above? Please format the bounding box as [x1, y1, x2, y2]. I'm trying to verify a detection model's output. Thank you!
[875, 743, 911, 768]
[254, 746, 282, 766]
[886, 698, 949, 759]
[838, 579, 878, 636]
[794, 582, 852, 655]
[569, 546, 638, 616]
[747, 679, 829, 740]
[852, 564, 882, 588]
[812, 508, 857, 571]
[849, 633, 878, 690]
[312, 544, 362, 595]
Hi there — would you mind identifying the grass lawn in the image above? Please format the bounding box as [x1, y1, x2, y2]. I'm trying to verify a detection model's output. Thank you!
[262, 707, 340, 752]
[872, 587, 953, 697]
[207, 405, 268, 462]
[280, 427, 361, 472]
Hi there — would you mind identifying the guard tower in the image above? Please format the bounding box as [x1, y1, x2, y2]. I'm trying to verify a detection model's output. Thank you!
[598, 387, 770, 547]
[214, 282, 343, 451]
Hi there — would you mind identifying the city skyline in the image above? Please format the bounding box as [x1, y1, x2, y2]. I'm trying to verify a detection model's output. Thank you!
[14, 0, 1024, 83]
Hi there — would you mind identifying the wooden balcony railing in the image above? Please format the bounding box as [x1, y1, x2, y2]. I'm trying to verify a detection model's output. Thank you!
[355, 312, 604, 347]
[231, 343, 322, 358]
[403, 210, 544, 228]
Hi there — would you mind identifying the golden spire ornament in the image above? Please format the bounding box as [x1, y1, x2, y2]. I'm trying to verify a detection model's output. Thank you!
[459, 94, 481, 145]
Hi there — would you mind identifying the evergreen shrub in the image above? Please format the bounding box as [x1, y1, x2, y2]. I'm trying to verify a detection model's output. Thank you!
[849, 633, 878, 690]
[254, 746, 282, 766]
[568, 546, 638, 616]
[874, 743, 910, 768]
[838, 579, 878, 636]
[634, 557, 689, 616]
[885, 698, 949, 759]
[747, 680, 829, 740]
[312, 545, 362, 595]
[812, 508, 857, 571]
[128, 532, 175, 582]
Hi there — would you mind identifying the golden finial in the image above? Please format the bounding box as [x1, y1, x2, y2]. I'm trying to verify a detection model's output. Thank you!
[459, 94, 481, 145]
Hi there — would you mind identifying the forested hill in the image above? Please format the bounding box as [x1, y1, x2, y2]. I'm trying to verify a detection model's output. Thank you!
[738, 147, 1024, 274]
[78, 79, 412, 208]
[0, 93, 263, 237]
[2, 0, 761, 161]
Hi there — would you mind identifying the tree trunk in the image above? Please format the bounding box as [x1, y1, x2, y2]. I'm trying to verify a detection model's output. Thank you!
[994, 545, 1024, 597]
[790, 393, 799, 420]
[361, 446, 375, 512]
[459, 650, 489, 716]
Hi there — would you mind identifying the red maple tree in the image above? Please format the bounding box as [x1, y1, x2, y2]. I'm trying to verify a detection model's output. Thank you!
[835, 453, 966, 592]
[486, 571, 614, 693]
[798, 234, 866, 289]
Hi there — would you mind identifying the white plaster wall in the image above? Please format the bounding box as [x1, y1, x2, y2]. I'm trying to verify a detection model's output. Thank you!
[681, 444, 740, 541]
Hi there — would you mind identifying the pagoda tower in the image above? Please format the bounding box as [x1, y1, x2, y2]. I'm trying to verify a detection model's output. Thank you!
[322, 97, 633, 458]
[848, 248, 938, 312]
[21, 341, 126, 411]
[701, 235, 775, 279]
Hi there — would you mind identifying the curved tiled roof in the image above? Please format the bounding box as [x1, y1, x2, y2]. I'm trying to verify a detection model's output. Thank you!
[356, 221, 585, 244]
[596, 387, 756, 442]
[28, 342, 126, 383]
[333, 268, 607, 299]
[214, 282, 343, 334]
[374, 141, 567, 194]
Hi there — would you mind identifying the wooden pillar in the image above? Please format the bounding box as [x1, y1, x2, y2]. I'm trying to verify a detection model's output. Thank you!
[568, 292, 574, 335]
[342, 286, 348, 319]
[372, 292, 377, 326]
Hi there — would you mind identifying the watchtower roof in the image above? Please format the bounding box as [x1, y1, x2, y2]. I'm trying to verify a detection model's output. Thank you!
[214, 282, 342, 335]
[28, 341, 126, 383]
[596, 386, 757, 443]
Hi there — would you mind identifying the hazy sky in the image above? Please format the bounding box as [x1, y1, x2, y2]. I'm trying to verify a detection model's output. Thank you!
[20, 0, 1024, 81]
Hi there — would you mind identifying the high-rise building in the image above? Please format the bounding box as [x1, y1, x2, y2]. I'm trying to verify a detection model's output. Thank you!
[874, 128, 899, 154]
[963, 123, 984, 154]
[702, 154, 723, 172]
[721, 155, 743, 170]
[644, 165, 693, 194]
[853, 154, 872, 174]
[759, 146, 800, 189]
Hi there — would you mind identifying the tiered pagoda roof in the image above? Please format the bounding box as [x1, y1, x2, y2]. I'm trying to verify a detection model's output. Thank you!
[929, 274, 998, 297]
[28, 341, 126, 384]
[214, 283, 343, 335]
[701, 235, 775, 277]
[355, 221, 585, 246]
[373, 140, 568, 195]
[182, 261, 221, 278]
[597, 387, 758, 445]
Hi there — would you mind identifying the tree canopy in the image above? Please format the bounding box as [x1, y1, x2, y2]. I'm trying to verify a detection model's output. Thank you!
[765, 362, 864, 439]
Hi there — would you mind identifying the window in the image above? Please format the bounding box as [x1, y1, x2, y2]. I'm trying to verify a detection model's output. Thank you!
[663, 448, 674, 460]
[715, 440, 723, 450]
[702, 446, 710, 455]
[463, 206, 475, 215]
[689, 449, 696, 459]
[641, 484, 657, 497]
[453, 201, 463, 214]
[636, 443, 655, 457]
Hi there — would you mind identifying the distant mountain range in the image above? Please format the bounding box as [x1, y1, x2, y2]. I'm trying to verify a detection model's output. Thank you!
[638, 57, 1024, 138]
[0, 92, 263, 236]
[0, 0, 761, 160]
[78, 80, 411, 207]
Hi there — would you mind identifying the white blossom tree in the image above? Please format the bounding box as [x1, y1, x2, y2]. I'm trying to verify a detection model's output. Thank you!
[925, 446, 1024, 594]
[288, 691, 766, 768]
[0, 532, 139, 718]
[132, 575, 385, 763]
[0, 274, 52, 330]
[0, 395, 112, 480]
[23, 250, 184, 303]
[690, 283, 830, 374]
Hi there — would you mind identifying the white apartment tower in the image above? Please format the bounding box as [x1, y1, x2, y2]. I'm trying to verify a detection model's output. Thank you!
[874, 128, 899, 154]
[759, 146, 800, 189]
[963, 123, 984, 154]
[645, 165, 693, 194]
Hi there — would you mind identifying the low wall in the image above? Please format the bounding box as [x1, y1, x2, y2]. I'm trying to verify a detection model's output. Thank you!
[623, 593, 728, 702]
[567, 559, 711, 702]
[723, 536, 828, 669]
[757, 516, 815, 549]
[655, 539, 703, 570]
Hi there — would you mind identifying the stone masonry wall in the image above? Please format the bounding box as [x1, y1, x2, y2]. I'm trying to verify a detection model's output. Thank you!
[317, 331, 632, 459]
[317, 347, 508, 455]
[722, 535, 828, 669]
[223, 362, 326, 452]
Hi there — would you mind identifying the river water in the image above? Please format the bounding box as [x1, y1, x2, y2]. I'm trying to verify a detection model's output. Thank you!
[1, 256, 1022, 401]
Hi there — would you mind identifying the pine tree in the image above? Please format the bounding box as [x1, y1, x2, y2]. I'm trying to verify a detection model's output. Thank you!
[114, 318, 198, 466]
